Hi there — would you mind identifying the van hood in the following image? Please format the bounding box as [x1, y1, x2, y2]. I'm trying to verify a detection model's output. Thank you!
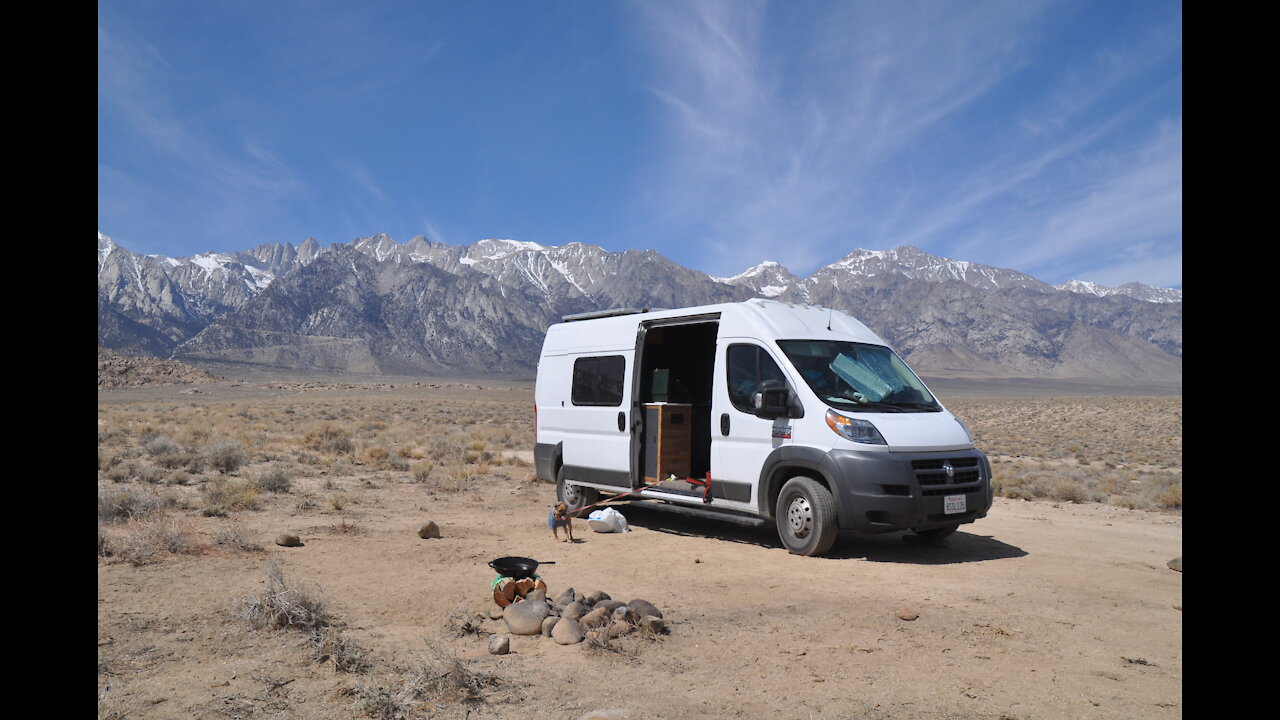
[848, 411, 974, 452]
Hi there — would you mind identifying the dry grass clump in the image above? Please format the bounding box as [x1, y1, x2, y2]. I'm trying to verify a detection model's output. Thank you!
[353, 645, 500, 718]
[305, 424, 354, 455]
[204, 438, 248, 473]
[239, 558, 331, 632]
[98, 485, 179, 523]
[200, 477, 261, 516]
[113, 516, 203, 566]
[214, 523, 264, 552]
[313, 627, 372, 673]
[254, 465, 293, 494]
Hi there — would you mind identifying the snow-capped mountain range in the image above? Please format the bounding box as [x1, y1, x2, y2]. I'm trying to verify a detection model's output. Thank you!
[97, 231, 1182, 380]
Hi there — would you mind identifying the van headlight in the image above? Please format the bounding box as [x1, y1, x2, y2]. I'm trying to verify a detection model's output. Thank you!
[825, 409, 886, 445]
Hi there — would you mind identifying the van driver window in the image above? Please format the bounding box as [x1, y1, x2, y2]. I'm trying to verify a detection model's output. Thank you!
[571, 355, 625, 406]
[727, 345, 786, 414]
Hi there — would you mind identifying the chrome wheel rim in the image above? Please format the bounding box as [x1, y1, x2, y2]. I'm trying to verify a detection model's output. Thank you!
[786, 495, 813, 538]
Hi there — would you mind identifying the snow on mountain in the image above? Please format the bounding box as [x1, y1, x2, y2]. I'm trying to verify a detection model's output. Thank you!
[817, 246, 1055, 292]
[718, 261, 799, 298]
[1055, 280, 1182, 303]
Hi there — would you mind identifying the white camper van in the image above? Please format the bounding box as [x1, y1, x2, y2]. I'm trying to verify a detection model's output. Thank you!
[533, 299, 992, 556]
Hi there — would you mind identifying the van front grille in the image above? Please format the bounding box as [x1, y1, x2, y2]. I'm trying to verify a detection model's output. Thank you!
[912, 457, 983, 492]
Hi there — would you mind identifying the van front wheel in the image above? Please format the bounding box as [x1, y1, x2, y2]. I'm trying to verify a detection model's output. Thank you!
[556, 467, 598, 515]
[775, 477, 837, 556]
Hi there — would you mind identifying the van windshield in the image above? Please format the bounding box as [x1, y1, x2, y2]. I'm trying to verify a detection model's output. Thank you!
[777, 340, 941, 412]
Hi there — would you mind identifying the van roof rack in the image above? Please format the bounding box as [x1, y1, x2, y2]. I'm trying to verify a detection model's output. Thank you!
[561, 307, 653, 323]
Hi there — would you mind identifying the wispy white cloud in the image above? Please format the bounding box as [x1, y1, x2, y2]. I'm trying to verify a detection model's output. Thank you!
[631, 0, 1181, 288]
[632, 0, 1049, 277]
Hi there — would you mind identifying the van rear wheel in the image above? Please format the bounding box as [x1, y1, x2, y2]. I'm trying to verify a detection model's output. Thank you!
[775, 477, 837, 556]
[556, 467, 598, 516]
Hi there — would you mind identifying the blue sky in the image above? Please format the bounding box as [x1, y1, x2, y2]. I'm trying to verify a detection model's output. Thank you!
[98, 0, 1182, 288]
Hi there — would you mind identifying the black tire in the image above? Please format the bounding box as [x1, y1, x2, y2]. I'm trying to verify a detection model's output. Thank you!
[556, 466, 598, 515]
[912, 524, 959, 547]
[775, 476, 838, 556]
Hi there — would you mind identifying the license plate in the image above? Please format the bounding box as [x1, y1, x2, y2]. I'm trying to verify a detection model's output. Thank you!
[944, 494, 966, 514]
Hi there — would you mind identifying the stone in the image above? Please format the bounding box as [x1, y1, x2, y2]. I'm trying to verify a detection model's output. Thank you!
[554, 587, 577, 606]
[541, 616, 559, 637]
[580, 606, 611, 628]
[584, 590, 611, 605]
[552, 617, 585, 645]
[1167, 556, 1182, 572]
[504, 598, 550, 635]
[416, 521, 441, 539]
[627, 599, 662, 619]
[596, 599, 625, 614]
[613, 606, 638, 624]
[562, 601, 586, 620]
[575, 591, 587, 605]
[275, 533, 302, 547]
[488, 607, 504, 620]
[638, 615, 665, 634]
[896, 607, 919, 621]
[488, 635, 510, 655]
[607, 621, 634, 639]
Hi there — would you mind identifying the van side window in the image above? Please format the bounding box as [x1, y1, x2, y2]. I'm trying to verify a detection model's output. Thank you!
[571, 355, 626, 406]
[727, 345, 786, 414]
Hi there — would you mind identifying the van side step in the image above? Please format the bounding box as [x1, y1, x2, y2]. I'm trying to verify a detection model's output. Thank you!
[627, 499, 769, 527]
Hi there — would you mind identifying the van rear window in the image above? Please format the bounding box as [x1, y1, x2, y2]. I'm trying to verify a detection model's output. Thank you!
[571, 355, 626, 406]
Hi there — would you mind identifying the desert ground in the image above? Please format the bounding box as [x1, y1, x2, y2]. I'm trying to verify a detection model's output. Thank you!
[98, 370, 1182, 720]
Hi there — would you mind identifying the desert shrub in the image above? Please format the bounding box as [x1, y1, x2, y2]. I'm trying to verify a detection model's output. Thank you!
[410, 461, 433, 483]
[239, 558, 331, 631]
[1050, 478, 1088, 503]
[214, 523, 263, 552]
[353, 684, 404, 720]
[98, 486, 170, 523]
[115, 516, 201, 566]
[98, 525, 111, 557]
[255, 466, 293, 494]
[142, 433, 180, 457]
[135, 463, 167, 485]
[204, 438, 247, 473]
[1155, 483, 1182, 509]
[408, 645, 498, 702]
[306, 424, 354, 455]
[364, 446, 390, 464]
[200, 477, 260, 515]
[313, 628, 371, 673]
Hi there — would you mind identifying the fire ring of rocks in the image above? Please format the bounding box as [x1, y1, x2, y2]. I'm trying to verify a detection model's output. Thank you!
[487, 587, 665, 651]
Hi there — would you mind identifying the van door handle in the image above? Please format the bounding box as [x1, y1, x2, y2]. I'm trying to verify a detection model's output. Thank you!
[720, 413, 730, 436]
[617, 412, 626, 432]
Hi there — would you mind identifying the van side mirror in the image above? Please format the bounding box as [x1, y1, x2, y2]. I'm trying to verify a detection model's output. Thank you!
[753, 380, 800, 420]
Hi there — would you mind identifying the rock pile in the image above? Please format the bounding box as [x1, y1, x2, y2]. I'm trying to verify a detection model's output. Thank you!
[97, 347, 223, 389]
[496, 586, 666, 646]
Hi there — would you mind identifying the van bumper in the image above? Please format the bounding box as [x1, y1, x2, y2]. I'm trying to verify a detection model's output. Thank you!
[825, 448, 993, 534]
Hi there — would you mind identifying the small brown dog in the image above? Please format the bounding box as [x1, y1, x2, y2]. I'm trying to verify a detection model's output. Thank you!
[548, 501, 574, 542]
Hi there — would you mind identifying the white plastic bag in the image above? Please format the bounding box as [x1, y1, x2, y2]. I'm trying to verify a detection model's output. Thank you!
[586, 506, 629, 533]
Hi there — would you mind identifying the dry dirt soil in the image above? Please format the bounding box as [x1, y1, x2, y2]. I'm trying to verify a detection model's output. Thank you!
[98, 380, 1182, 720]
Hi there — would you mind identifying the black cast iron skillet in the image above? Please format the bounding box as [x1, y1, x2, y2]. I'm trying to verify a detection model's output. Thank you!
[488, 556, 555, 579]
